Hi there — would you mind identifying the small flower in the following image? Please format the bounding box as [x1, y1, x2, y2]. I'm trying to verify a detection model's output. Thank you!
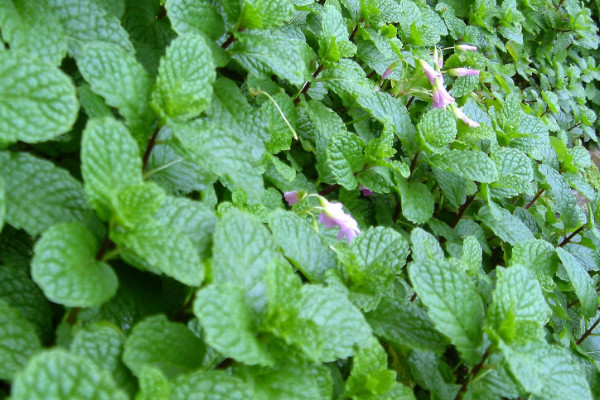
[433, 47, 443, 70]
[359, 185, 372, 196]
[318, 201, 361, 243]
[455, 44, 478, 52]
[418, 59, 443, 85]
[432, 77, 455, 109]
[451, 104, 480, 127]
[284, 191, 301, 206]
[448, 68, 480, 77]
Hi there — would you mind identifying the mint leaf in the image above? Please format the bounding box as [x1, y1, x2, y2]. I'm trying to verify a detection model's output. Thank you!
[397, 180, 435, 224]
[114, 182, 165, 226]
[166, 0, 225, 40]
[487, 266, 551, 343]
[298, 285, 372, 361]
[0, 152, 88, 236]
[151, 34, 216, 122]
[111, 218, 205, 286]
[78, 41, 154, 136]
[81, 117, 142, 221]
[212, 208, 280, 310]
[268, 209, 336, 283]
[344, 337, 396, 398]
[327, 130, 365, 189]
[557, 247, 597, 318]
[0, 299, 41, 380]
[172, 371, 252, 400]
[48, 0, 134, 59]
[136, 366, 170, 400]
[0, 0, 67, 66]
[538, 164, 583, 230]
[366, 297, 448, 353]
[123, 314, 205, 378]
[411, 227, 444, 262]
[194, 284, 273, 366]
[477, 206, 534, 246]
[491, 147, 533, 195]
[31, 223, 118, 307]
[352, 226, 410, 275]
[11, 349, 128, 400]
[428, 150, 499, 183]
[358, 92, 413, 141]
[418, 108, 457, 153]
[461, 236, 482, 274]
[511, 239, 558, 291]
[408, 258, 485, 365]
[0, 52, 78, 143]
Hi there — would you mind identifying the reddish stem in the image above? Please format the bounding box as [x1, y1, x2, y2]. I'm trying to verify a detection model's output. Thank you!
[525, 189, 545, 210]
[142, 125, 161, 171]
[558, 224, 586, 247]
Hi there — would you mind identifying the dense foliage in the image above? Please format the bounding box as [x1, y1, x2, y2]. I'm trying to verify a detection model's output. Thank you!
[2, 0, 600, 398]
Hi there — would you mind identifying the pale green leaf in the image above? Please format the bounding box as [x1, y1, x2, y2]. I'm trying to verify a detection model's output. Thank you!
[477, 206, 534, 246]
[166, 0, 225, 40]
[397, 180, 435, 224]
[557, 247, 597, 319]
[428, 149, 498, 183]
[326, 130, 365, 189]
[171, 371, 252, 400]
[418, 108, 457, 153]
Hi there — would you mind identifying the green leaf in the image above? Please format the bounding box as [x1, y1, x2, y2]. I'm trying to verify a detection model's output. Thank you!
[136, 366, 170, 400]
[0, 0, 67, 66]
[538, 164, 583, 230]
[268, 209, 336, 283]
[166, 0, 225, 40]
[418, 108, 457, 153]
[78, 41, 153, 135]
[231, 29, 310, 86]
[31, 223, 118, 307]
[449, 75, 480, 98]
[174, 120, 264, 203]
[358, 92, 413, 141]
[0, 152, 88, 236]
[397, 180, 435, 224]
[428, 149, 498, 183]
[123, 315, 205, 378]
[486, 266, 551, 343]
[512, 114, 549, 161]
[114, 183, 165, 226]
[171, 371, 253, 400]
[151, 34, 216, 122]
[194, 284, 273, 366]
[212, 208, 280, 310]
[411, 227, 444, 262]
[81, 117, 143, 221]
[326, 130, 365, 189]
[408, 258, 485, 365]
[344, 337, 396, 398]
[461, 236, 482, 274]
[0, 299, 41, 380]
[490, 147, 533, 195]
[261, 92, 296, 154]
[499, 94, 521, 134]
[111, 218, 205, 286]
[48, 0, 134, 59]
[154, 195, 216, 259]
[477, 206, 534, 246]
[510, 239, 558, 292]
[317, 5, 356, 60]
[365, 297, 448, 353]
[557, 247, 597, 319]
[0, 52, 78, 143]
[501, 341, 592, 400]
[298, 285, 372, 361]
[77, 83, 112, 119]
[0, 266, 52, 340]
[407, 349, 460, 400]
[11, 349, 128, 400]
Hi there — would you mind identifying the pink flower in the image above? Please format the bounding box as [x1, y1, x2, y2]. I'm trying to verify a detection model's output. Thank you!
[418, 59, 442, 85]
[284, 191, 300, 206]
[432, 77, 455, 108]
[434, 48, 443, 70]
[451, 105, 480, 127]
[456, 44, 478, 52]
[359, 185, 372, 196]
[318, 201, 360, 243]
[448, 68, 480, 77]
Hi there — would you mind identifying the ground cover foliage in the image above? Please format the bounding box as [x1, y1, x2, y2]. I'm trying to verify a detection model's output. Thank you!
[3, 0, 600, 398]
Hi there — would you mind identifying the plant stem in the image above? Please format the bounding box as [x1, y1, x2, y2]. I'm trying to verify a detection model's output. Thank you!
[294, 64, 324, 105]
[409, 151, 420, 177]
[568, 122, 582, 131]
[409, 292, 417, 302]
[406, 95, 416, 108]
[451, 194, 475, 229]
[96, 236, 113, 260]
[576, 316, 600, 345]
[558, 224, 586, 247]
[318, 183, 341, 196]
[142, 125, 161, 171]
[455, 348, 492, 400]
[221, 32, 235, 49]
[525, 188, 545, 210]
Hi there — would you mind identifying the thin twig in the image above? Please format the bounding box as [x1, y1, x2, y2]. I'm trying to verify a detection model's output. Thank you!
[96, 236, 113, 261]
[568, 122, 582, 131]
[558, 224, 586, 247]
[406, 95, 416, 108]
[455, 348, 492, 400]
[525, 189, 545, 210]
[221, 33, 235, 49]
[576, 316, 600, 345]
[451, 194, 475, 229]
[294, 64, 324, 105]
[409, 292, 417, 302]
[409, 151, 420, 177]
[318, 184, 341, 196]
[142, 125, 161, 171]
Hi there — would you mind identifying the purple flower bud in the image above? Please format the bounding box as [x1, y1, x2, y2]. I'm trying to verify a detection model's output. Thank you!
[418, 59, 443, 86]
[381, 64, 394, 80]
[456, 44, 478, 52]
[451, 105, 480, 127]
[434, 48, 443, 70]
[318, 201, 361, 243]
[432, 78, 455, 109]
[284, 191, 300, 206]
[449, 68, 480, 77]
[359, 185, 372, 196]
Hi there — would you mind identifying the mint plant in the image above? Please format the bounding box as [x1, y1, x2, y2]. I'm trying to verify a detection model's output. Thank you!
[1, 0, 600, 398]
